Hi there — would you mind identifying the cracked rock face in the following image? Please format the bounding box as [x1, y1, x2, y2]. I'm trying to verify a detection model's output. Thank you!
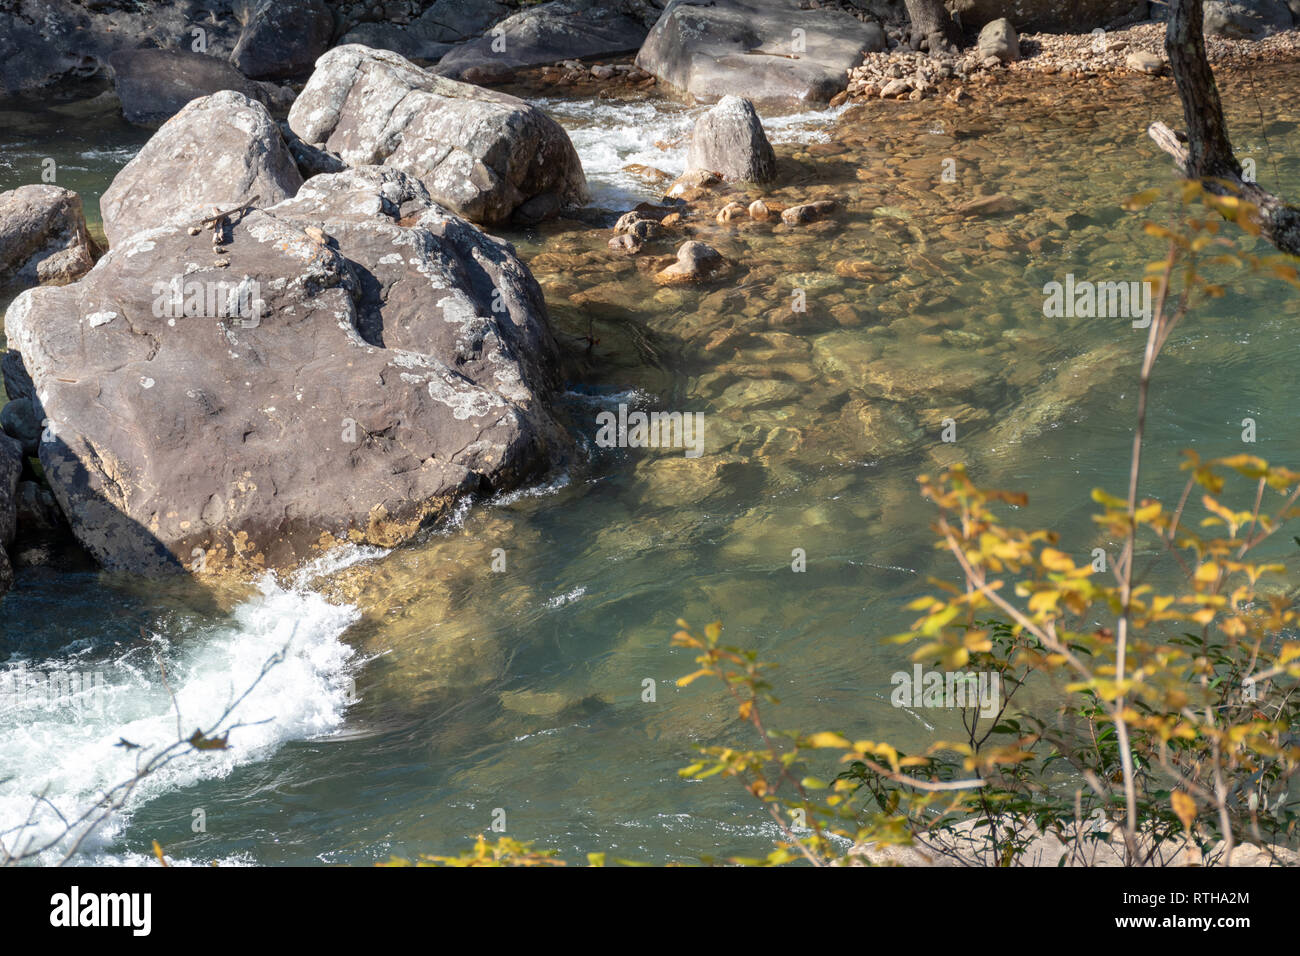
[100, 90, 304, 248]
[4, 166, 567, 576]
[288, 45, 588, 224]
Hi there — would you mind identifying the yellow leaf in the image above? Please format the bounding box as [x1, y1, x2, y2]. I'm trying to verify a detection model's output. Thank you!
[1123, 188, 1162, 211]
[1171, 790, 1196, 832]
[1133, 501, 1162, 523]
[1194, 562, 1220, 584]
[1028, 590, 1060, 614]
[1040, 548, 1074, 572]
[806, 732, 850, 749]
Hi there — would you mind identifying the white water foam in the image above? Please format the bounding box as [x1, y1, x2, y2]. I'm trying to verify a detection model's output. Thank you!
[535, 96, 849, 210]
[0, 574, 361, 864]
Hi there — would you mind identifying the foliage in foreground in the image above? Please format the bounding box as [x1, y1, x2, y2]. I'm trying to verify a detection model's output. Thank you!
[400, 185, 1300, 866]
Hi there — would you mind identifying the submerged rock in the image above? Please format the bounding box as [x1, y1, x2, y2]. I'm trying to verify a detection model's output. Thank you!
[100, 91, 303, 247]
[289, 46, 588, 224]
[0, 185, 98, 293]
[686, 96, 777, 184]
[5, 167, 568, 576]
[781, 200, 837, 225]
[655, 240, 727, 285]
[636, 0, 883, 105]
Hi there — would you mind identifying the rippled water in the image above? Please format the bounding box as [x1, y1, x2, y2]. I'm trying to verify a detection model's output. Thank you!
[1, 66, 1299, 864]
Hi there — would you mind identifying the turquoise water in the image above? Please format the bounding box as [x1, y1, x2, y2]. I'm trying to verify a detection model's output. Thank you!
[1, 66, 1299, 865]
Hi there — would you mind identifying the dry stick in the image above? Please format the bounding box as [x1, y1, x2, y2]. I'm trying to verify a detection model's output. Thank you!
[6, 639, 291, 866]
[1109, 243, 1182, 862]
[197, 196, 260, 227]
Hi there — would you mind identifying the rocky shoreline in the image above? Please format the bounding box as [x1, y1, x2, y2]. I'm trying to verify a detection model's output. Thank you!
[847, 20, 1300, 103]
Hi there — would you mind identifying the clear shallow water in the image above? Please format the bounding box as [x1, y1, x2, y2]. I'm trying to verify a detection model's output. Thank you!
[1, 67, 1299, 865]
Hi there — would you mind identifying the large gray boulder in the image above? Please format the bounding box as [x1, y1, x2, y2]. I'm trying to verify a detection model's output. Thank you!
[1203, 0, 1294, 38]
[110, 48, 293, 127]
[231, 0, 336, 80]
[339, 0, 510, 61]
[4, 166, 567, 577]
[636, 0, 885, 106]
[945, 1, 1149, 31]
[686, 97, 776, 183]
[0, 0, 244, 95]
[0, 185, 98, 293]
[289, 46, 588, 224]
[100, 91, 303, 248]
[435, 1, 649, 79]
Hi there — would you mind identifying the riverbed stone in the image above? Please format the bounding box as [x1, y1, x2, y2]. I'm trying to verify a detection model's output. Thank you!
[289, 46, 588, 224]
[655, 240, 727, 285]
[781, 200, 837, 225]
[1125, 51, 1165, 75]
[976, 19, 1020, 63]
[686, 96, 777, 184]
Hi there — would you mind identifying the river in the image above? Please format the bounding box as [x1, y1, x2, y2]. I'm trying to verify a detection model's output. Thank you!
[1, 64, 1298, 864]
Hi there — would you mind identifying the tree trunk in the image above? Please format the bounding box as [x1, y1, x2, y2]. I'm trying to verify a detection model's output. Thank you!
[1150, 0, 1300, 256]
[903, 0, 962, 50]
